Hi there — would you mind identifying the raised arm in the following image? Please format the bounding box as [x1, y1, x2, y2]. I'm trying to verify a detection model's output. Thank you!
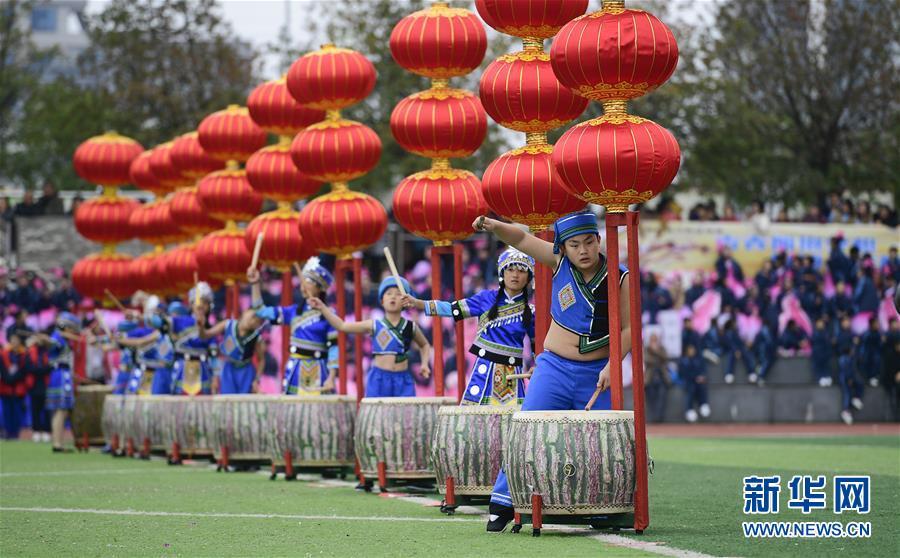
[413, 327, 431, 378]
[306, 298, 372, 334]
[117, 330, 160, 348]
[247, 267, 263, 309]
[473, 216, 557, 268]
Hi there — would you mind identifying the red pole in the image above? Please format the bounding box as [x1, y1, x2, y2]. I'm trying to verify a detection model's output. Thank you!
[353, 256, 364, 402]
[335, 258, 348, 395]
[605, 213, 625, 410]
[231, 283, 240, 318]
[453, 244, 465, 404]
[431, 246, 445, 397]
[627, 211, 649, 532]
[280, 270, 292, 381]
[534, 229, 554, 355]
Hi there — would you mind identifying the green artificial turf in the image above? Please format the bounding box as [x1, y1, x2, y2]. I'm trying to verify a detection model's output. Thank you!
[1, 435, 897, 557]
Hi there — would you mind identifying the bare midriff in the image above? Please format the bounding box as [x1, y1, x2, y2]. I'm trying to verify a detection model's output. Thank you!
[542, 321, 611, 363]
[372, 354, 410, 372]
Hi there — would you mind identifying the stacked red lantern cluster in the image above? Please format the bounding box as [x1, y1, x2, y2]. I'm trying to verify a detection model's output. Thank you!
[71, 132, 143, 301]
[476, 0, 589, 231]
[389, 2, 488, 244]
[287, 44, 387, 257]
[244, 76, 325, 271]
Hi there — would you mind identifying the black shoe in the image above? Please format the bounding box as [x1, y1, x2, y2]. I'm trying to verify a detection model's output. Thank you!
[355, 480, 374, 492]
[51, 447, 74, 454]
[321, 470, 338, 479]
[486, 503, 514, 533]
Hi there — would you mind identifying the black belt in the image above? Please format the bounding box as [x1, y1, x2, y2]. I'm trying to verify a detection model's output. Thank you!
[290, 345, 325, 359]
[469, 345, 523, 367]
[177, 353, 206, 362]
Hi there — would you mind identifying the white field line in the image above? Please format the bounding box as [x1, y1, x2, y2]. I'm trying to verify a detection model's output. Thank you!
[0, 468, 205, 478]
[0, 506, 482, 523]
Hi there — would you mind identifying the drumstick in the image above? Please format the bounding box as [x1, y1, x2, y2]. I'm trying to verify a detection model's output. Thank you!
[505, 373, 532, 380]
[382, 247, 407, 296]
[193, 272, 200, 307]
[250, 232, 264, 270]
[104, 289, 128, 312]
[585, 387, 603, 411]
[293, 262, 303, 279]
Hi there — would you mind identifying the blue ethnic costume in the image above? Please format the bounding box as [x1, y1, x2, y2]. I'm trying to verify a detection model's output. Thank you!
[218, 319, 266, 394]
[127, 297, 175, 395]
[491, 212, 627, 508]
[45, 313, 79, 411]
[423, 249, 535, 406]
[257, 258, 338, 395]
[366, 277, 418, 398]
[112, 320, 139, 395]
[169, 300, 215, 396]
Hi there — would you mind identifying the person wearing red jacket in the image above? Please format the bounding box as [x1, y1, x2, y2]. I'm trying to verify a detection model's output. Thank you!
[25, 339, 52, 442]
[1, 333, 32, 440]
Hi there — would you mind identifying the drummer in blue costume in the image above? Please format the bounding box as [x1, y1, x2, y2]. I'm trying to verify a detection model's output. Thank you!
[309, 276, 431, 397]
[255, 257, 339, 394]
[29, 312, 83, 452]
[170, 284, 217, 395]
[111, 314, 142, 395]
[196, 268, 268, 394]
[402, 248, 534, 406]
[118, 296, 175, 395]
[473, 211, 632, 532]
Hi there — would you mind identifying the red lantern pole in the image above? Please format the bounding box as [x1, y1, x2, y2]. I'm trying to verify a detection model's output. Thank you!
[280, 270, 292, 380]
[626, 210, 649, 531]
[431, 245, 446, 397]
[231, 283, 240, 318]
[453, 243, 465, 403]
[605, 213, 625, 410]
[534, 229, 554, 354]
[335, 258, 349, 395]
[353, 255, 364, 402]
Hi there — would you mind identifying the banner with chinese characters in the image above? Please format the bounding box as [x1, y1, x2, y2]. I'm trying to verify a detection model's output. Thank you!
[624, 220, 897, 276]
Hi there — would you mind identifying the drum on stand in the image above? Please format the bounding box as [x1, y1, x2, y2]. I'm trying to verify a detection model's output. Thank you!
[505, 410, 636, 536]
[101, 393, 125, 451]
[162, 395, 215, 460]
[431, 405, 518, 512]
[355, 397, 454, 490]
[270, 395, 356, 480]
[211, 395, 276, 470]
[72, 384, 112, 450]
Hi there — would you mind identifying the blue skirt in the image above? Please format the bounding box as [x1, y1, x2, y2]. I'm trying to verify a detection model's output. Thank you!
[171, 359, 212, 395]
[46, 366, 74, 411]
[461, 357, 525, 406]
[365, 366, 415, 398]
[283, 356, 328, 395]
[220, 361, 256, 394]
[150, 367, 173, 395]
[112, 369, 131, 395]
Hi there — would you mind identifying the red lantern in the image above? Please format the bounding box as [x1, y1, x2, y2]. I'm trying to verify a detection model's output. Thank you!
[169, 187, 224, 237]
[73, 132, 144, 187]
[72, 252, 134, 300]
[73, 193, 138, 245]
[129, 201, 180, 246]
[165, 244, 198, 294]
[196, 168, 263, 223]
[392, 166, 486, 243]
[196, 227, 252, 284]
[129, 150, 165, 196]
[290, 119, 382, 183]
[390, 88, 487, 159]
[389, 3, 487, 79]
[286, 44, 376, 111]
[482, 144, 585, 229]
[170, 132, 224, 180]
[245, 208, 308, 272]
[551, 5, 678, 102]
[247, 77, 326, 137]
[246, 142, 323, 204]
[149, 200, 188, 245]
[552, 113, 681, 211]
[148, 142, 191, 193]
[475, 0, 588, 39]
[129, 250, 170, 296]
[479, 49, 588, 133]
[297, 189, 387, 257]
[197, 105, 268, 163]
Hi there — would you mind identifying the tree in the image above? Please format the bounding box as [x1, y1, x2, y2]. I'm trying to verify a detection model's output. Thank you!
[292, 0, 514, 199]
[686, 0, 899, 206]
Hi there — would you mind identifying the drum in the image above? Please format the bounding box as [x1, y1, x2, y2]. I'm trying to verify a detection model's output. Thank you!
[270, 395, 356, 467]
[121, 395, 139, 447]
[505, 410, 635, 515]
[101, 394, 125, 447]
[160, 395, 215, 458]
[211, 395, 276, 462]
[355, 397, 454, 481]
[432, 405, 519, 496]
[142, 396, 168, 452]
[72, 385, 112, 447]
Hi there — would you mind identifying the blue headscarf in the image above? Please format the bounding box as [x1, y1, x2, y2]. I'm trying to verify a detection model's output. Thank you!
[378, 276, 411, 300]
[56, 312, 81, 332]
[302, 257, 334, 291]
[552, 211, 600, 254]
[498, 247, 535, 277]
[167, 301, 190, 316]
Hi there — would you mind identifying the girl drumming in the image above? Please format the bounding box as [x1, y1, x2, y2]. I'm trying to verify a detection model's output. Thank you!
[473, 211, 631, 532]
[255, 258, 339, 394]
[401, 248, 535, 406]
[309, 276, 431, 397]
